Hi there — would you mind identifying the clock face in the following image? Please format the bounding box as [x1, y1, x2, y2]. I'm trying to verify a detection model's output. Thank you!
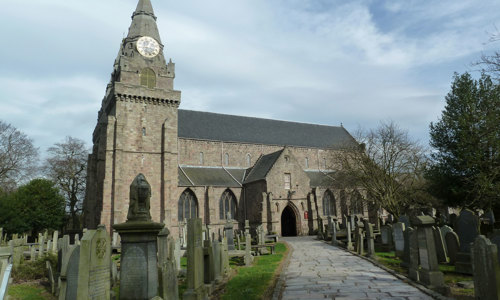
[136, 36, 160, 58]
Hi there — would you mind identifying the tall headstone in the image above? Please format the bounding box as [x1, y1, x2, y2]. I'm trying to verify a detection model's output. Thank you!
[445, 231, 460, 265]
[113, 174, 164, 300]
[59, 245, 80, 300]
[52, 231, 58, 254]
[471, 235, 500, 300]
[380, 224, 393, 251]
[203, 239, 215, 290]
[183, 218, 206, 300]
[398, 215, 410, 229]
[158, 227, 179, 300]
[432, 227, 448, 263]
[392, 222, 405, 258]
[346, 222, 353, 251]
[439, 225, 453, 254]
[400, 227, 413, 268]
[174, 240, 181, 272]
[331, 218, 338, 246]
[355, 222, 364, 255]
[455, 209, 479, 274]
[224, 216, 235, 251]
[220, 237, 230, 277]
[76, 225, 111, 300]
[411, 216, 445, 290]
[212, 241, 222, 283]
[489, 230, 500, 263]
[364, 220, 375, 257]
[244, 233, 253, 266]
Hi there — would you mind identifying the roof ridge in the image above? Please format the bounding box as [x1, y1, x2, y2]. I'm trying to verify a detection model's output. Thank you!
[178, 109, 344, 129]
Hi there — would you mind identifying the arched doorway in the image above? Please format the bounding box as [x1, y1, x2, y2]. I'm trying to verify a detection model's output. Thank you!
[281, 205, 297, 236]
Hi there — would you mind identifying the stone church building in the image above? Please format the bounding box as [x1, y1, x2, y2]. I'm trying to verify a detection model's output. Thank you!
[83, 0, 369, 237]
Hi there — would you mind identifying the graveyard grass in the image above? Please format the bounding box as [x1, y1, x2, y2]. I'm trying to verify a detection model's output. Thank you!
[221, 242, 288, 300]
[374, 251, 474, 299]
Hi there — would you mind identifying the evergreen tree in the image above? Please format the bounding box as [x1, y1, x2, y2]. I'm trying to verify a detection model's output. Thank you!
[0, 179, 65, 235]
[427, 72, 500, 211]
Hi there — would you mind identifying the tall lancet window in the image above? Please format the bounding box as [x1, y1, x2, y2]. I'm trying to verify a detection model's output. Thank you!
[246, 154, 251, 167]
[224, 153, 229, 166]
[140, 68, 156, 88]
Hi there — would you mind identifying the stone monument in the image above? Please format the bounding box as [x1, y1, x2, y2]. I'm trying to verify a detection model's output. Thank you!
[113, 174, 164, 300]
[471, 235, 500, 300]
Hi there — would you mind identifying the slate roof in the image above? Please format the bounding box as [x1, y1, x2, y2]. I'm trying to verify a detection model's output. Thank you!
[178, 166, 246, 187]
[305, 171, 336, 188]
[243, 150, 283, 184]
[178, 110, 357, 149]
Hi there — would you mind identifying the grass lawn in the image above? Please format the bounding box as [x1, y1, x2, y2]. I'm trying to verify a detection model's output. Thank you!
[8, 282, 55, 300]
[220, 242, 287, 300]
[373, 251, 474, 299]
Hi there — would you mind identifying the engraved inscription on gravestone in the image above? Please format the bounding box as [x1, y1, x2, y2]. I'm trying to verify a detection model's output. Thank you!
[120, 245, 147, 298]
[65, 246, 80, 300]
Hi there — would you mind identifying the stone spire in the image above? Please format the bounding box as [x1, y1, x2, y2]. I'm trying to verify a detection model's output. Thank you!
[127, 0, 162, 43]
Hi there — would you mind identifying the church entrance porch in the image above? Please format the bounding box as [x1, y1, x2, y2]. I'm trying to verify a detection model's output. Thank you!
[281, 205, 298, 236]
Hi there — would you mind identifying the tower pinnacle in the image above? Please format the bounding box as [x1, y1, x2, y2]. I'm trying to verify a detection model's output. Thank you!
[127, 0, 162, 43]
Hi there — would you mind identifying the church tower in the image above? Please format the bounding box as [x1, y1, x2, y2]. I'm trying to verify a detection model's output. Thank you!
[84, 0, 181, 230]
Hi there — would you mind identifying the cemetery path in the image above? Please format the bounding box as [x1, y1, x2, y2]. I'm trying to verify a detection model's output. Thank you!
[277, 236, 434, 300]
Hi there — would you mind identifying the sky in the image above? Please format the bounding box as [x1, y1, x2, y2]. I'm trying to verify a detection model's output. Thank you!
[0, 0, 499, 157]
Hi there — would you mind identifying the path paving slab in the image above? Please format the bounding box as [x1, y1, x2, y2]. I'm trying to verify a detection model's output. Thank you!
[278, 236, 434, 300]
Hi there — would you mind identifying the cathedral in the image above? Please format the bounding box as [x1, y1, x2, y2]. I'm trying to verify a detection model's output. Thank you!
[83, 0, 370, 238]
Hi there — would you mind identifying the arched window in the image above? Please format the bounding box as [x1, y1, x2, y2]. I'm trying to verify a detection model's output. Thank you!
[142, 127, 146, 136]
[305, 157, 309, 168]
[246, 154, 251, 167]
[199, 152, 204, 165]
[140, 68, 156, 88]
[323, 158, 327, 169]
[323, 190, 336, 216]
[219, 189, 237, 220]
[178, 189, 198, 221]
[224, 153, 229, 165]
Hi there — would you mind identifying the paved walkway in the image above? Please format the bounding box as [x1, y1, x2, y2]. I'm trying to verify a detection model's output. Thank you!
[277, 236, 434, 300]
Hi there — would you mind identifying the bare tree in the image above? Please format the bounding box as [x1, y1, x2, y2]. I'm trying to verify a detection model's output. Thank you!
[0, 120, 39, 191]
[44, 136, 88, 229]
[473, 27, 500, 78]
[333, 121, 431, 218]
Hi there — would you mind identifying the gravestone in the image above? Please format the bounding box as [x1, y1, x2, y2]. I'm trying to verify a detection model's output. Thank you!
[52, 231, 58, 254]
[445, 231, 460, 265]
[30, 246, 36, 261]
[39, 234, 45, 257]
[380, 224, 393, 251]
[76, 225, 111, 299]
[392, 222, 405, 258]
[0, 247, 12, 300]
[158, 227, 179, 300]
[346, 222, 353, 251]
[489, 230, 500, 263]
[224, 217, 235, 251]
[480, 210, 495, 235]
[439, 225, 453, 254]
[471, 235, 500, 300]
[355, 222, 364, 255]
[455, 209, 479, 274]
[182, 218, 206, 300]
[174, 239, 181, 273]
[46, 261, 56, 294]
[400, 227, 413, 268]
[244, 233, 253, 266]
[398, 215, 410, 229]
[411, 216, 445, 290]
[432, 227, 448, 263]
[59, 245, 80, 300]
[113, 174, 164, 300]
[9, 239, 24, 269]
[364, 221, 375, 257]
[203, 239, 215, 290]
[212, 241, 222, 283]
[331, 218, 338, 246]
[221, 237, 230, 277]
